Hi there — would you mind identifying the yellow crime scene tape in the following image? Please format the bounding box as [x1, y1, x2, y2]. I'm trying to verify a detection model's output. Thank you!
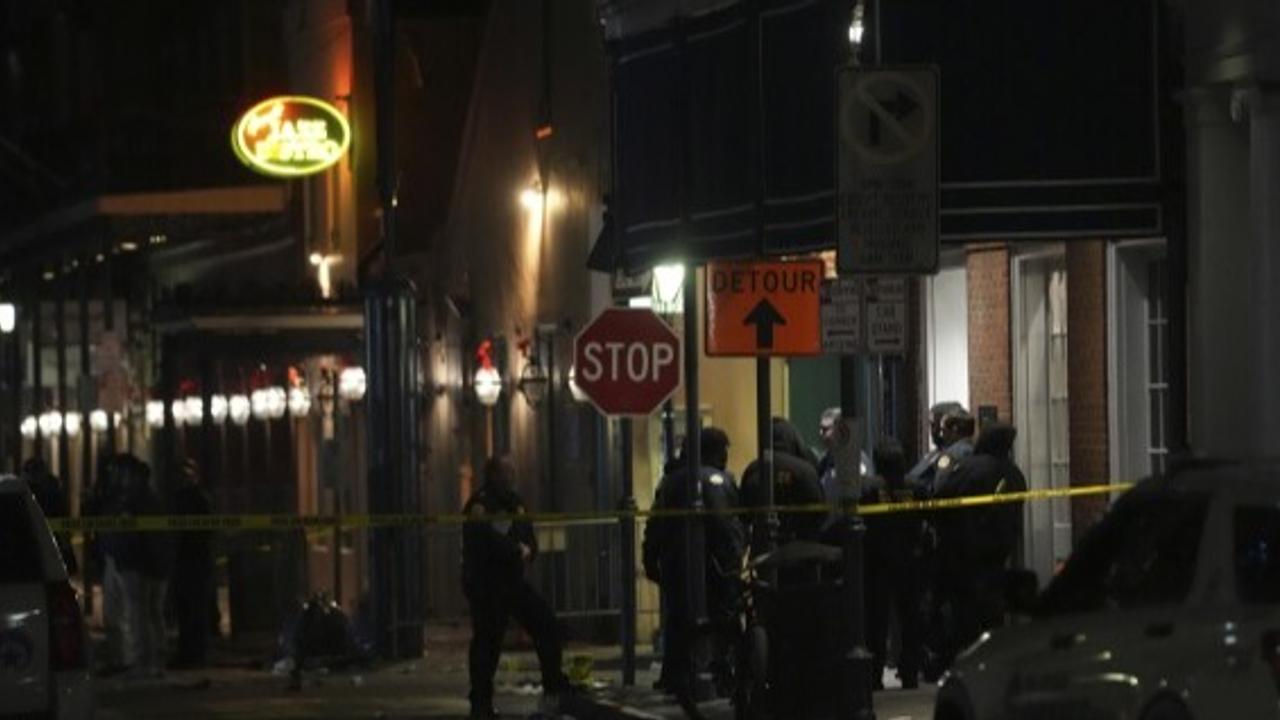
[47, 482, 1134, 534]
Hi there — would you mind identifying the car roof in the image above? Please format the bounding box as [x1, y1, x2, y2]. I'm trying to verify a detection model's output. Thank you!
[1130, 459, 1280, 499]
[0, 474, 30, 494]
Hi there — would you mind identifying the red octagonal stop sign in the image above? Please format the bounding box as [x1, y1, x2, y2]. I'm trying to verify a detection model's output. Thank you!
[573, 308, 681, 416]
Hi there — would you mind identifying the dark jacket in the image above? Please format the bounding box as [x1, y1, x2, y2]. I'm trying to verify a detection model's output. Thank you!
[934, 424, 1025, 571]
[740, 419, 825, 550]
[461, 485, 538, 591]
[642, 464, 745, 585]
[907, 438, 974, 498]
[860, 472, 926, 567]
[172, 482, 214, 572]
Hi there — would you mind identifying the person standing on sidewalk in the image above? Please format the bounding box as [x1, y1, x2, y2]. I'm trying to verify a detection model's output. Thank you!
[461, 455, 572, 720]
[170, 458, 214, 668]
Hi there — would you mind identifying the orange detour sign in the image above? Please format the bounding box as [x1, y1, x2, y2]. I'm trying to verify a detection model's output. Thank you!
[705, 259, 824, 356]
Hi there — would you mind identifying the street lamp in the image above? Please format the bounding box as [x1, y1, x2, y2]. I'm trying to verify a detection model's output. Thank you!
[64, 412, 82, 438]
[90, 409, 109, 433]
[0, 303, 14, 334]
[651, 263, 685, 315]
[20, 416, 36, 439]
[39, 411, 62, 437]
[183, 396, 204, 424]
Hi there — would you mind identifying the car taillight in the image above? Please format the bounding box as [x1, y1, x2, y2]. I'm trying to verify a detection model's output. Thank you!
[47, 581, 86, 671]
[1261, 630, 1280, 689]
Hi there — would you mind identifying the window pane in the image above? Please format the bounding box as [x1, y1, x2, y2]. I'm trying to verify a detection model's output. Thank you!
[1038, 493, 1208, 614]
[1235, 507, 1280, 604]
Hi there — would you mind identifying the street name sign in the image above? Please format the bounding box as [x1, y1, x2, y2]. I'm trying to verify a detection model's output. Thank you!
[573, 308, 681, 416]
[706, 259, 823, 356]
[837, 66, 939, 274]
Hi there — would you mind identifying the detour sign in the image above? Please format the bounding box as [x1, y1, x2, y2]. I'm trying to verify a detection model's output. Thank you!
[705, 259, 823, 356]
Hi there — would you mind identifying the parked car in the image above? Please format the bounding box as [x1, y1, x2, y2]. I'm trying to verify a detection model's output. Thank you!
[0, 474, 93, 719]
[935, 461, 1280, 720]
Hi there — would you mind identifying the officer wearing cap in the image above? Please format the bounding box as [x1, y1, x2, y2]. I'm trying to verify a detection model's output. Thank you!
[643, 427, 744, 713]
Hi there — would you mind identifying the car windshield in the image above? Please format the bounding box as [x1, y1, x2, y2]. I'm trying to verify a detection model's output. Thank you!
[0, 495, 42, 583]
[1036, 491, 1209, 616]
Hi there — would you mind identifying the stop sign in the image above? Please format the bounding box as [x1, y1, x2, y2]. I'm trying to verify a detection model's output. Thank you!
[573, 308, 681, 416]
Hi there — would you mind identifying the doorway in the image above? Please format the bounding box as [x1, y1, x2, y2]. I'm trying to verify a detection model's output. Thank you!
[1012, 248, 1072, 584]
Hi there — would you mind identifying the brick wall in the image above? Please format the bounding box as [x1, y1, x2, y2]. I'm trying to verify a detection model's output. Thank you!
[966, 244, 1012, 422]
[1066, 240, 1109, 541]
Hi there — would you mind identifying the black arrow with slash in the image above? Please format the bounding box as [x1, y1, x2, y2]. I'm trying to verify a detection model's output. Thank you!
[744, 299, 787, 349]
[868, 90, 919, 147]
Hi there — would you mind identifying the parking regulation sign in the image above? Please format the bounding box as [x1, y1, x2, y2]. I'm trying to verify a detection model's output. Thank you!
[837, 66, 939, 274]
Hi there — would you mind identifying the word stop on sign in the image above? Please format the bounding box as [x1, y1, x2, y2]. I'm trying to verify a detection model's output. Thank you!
[579, 341, 676, 383]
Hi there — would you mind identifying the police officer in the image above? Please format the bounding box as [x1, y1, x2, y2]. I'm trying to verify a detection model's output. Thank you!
[642, 427, 744, 713]
[861, 438, 925, 690]
[906, 402, 973, 495]
[462, 455, 571, 720]
[740, 417, 825, 554]
[932, 422, 1026, 670]
[910, 404, 975, 681]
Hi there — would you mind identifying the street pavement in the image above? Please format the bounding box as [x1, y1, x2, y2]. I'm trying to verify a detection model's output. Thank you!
[94, 627, 937, 719]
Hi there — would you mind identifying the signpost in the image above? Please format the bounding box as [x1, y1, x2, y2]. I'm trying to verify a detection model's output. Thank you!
[837, 66, 940, 274]
[705, 259, 823, 356]
[573, 308, 681, 417]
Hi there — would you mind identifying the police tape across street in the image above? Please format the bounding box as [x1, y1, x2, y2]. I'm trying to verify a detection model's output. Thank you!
[46, 481, 1134, 534]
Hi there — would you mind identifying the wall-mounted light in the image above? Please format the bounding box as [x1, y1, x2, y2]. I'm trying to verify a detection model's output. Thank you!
[0, 303, 14, 334]
[520, 181, 543, 211]
[474, 367, 503, 407]
[39, 411, 63, 436]
[288, 387, 312, 418]
[339, 367, 366, 402]
[266, 387, 287, 420]
[517, 358, 550, 408]
[309, 252, 343, 299]
[171, 399, 188, 427]
[64, 412, 82, 438]
[183, 396, 204, 424]
[229, 394, 251, 426]
[651, 263, 686, 315]
[20, 415, 37, 439]
[146, 400, 165, 428]
[567, 365, 589, 404]
[210, 395, 228, 424]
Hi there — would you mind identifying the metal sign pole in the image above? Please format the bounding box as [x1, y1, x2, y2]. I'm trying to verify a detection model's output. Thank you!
[619, 416, 637, 686]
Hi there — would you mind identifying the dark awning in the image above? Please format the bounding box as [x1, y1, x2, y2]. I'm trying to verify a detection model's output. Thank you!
[600, 0, 1168, 273]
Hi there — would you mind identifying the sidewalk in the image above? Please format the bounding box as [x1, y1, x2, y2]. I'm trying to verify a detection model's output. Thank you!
[93, 625, 936, 719]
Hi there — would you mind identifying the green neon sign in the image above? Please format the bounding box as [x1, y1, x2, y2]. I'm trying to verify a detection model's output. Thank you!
[232, 95, 351, 178]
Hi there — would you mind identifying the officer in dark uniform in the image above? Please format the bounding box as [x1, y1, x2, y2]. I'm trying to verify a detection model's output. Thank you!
[911, 405, 975, 681]
[740, 417, 825, 554]
[906, 402, 973, 495]
[642, 427, 744, 713]
[861, 438, 926, 690]
[462, 455, 570, 720]
[932, 422, 1026, 670]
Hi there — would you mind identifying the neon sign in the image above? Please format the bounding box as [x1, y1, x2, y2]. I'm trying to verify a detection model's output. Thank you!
[232, 96, 350, 178]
